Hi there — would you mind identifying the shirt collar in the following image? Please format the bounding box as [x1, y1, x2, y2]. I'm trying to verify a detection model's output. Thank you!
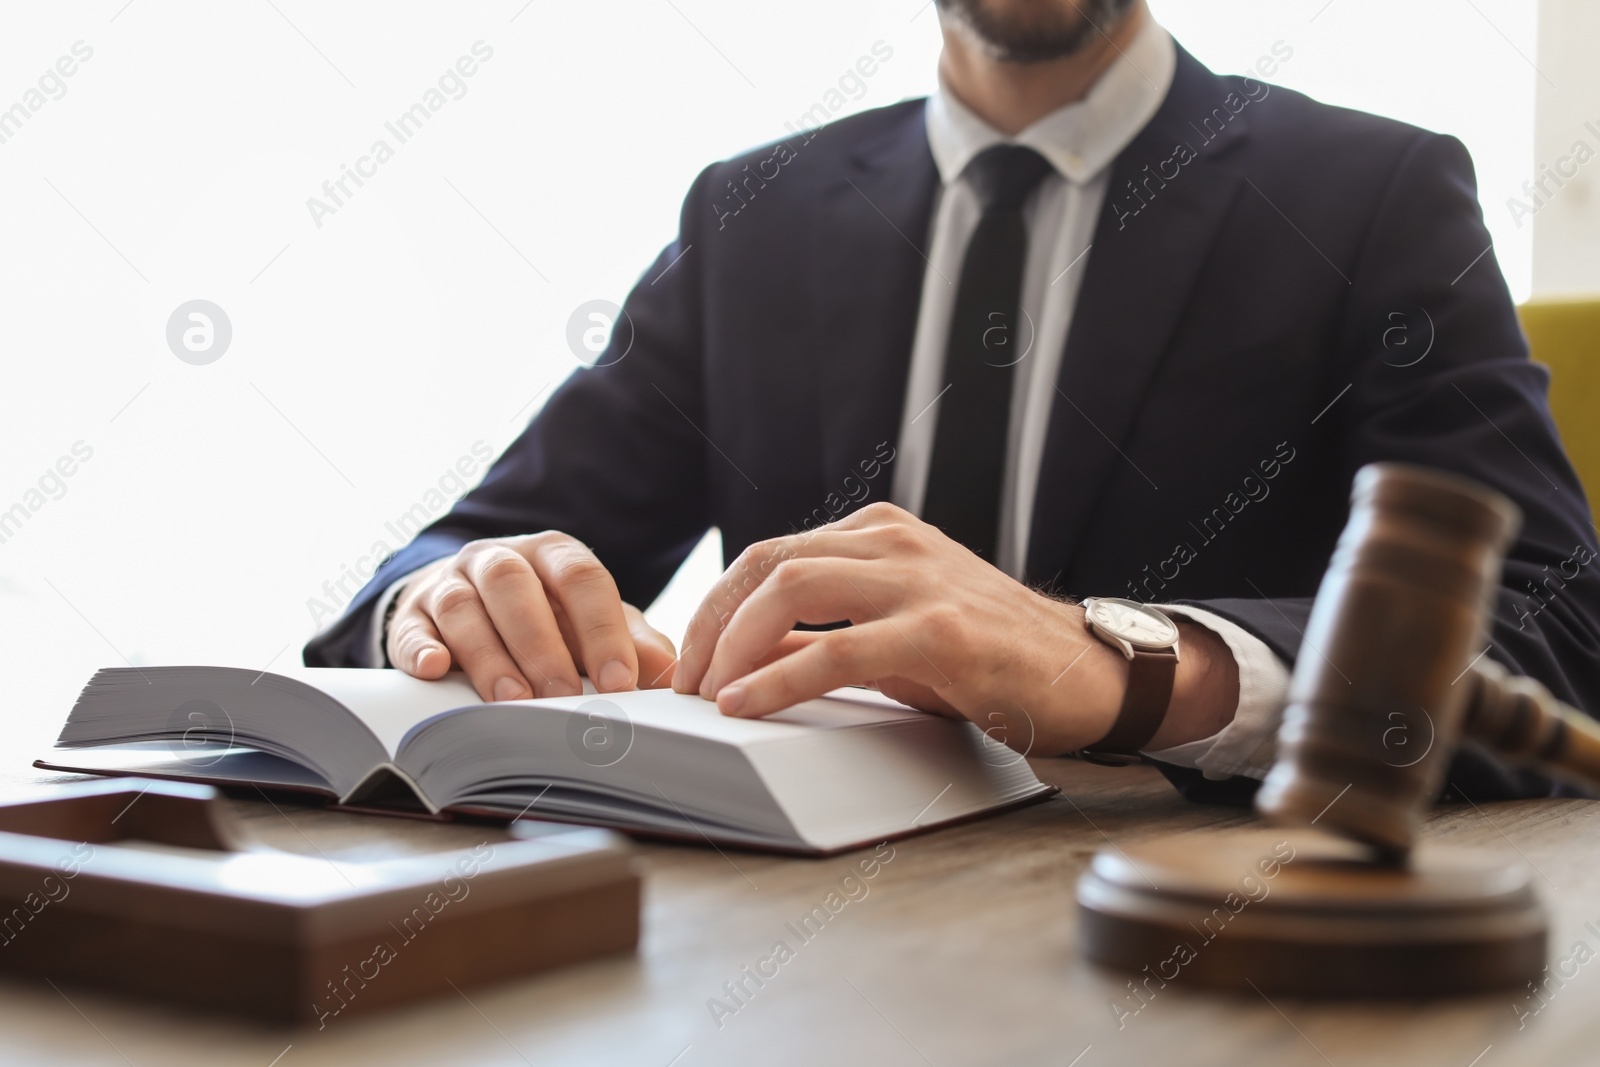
[925, 18, 1177, 187]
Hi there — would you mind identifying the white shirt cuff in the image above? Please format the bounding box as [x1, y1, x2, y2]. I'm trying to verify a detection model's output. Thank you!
[362, 577, 413, 668]
[1141, 604, 1289, 781]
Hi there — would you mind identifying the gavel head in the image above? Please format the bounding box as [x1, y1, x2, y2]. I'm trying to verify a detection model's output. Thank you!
[1254, 463, 1521, 860]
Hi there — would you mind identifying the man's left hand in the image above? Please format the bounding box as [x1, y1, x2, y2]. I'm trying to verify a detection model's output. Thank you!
[672, 503, 1239, 755]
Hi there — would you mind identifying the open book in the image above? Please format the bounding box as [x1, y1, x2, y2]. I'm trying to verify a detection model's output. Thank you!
[38, 667, 1055, 855]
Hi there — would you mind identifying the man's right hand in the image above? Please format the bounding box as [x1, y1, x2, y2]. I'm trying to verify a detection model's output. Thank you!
[384, 533, 678, 702]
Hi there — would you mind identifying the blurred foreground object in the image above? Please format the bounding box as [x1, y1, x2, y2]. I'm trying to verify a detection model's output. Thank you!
[1082, 463, 1600, 997]
[0, 779, 639, 1024]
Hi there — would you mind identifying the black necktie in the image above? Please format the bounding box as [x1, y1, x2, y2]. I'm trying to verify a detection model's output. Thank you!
[922, 144, 1055, 562]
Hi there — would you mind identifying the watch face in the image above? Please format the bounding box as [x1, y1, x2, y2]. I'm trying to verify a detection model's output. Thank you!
[1088, 598, 1179, 648]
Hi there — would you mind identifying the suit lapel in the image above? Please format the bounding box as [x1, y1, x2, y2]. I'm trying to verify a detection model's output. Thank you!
[1025, 49, 1251, 585]
[812, 108, 940, 503]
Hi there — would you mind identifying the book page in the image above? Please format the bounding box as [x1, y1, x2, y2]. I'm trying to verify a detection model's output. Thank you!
[447, 686, 929, 750]
[787, 686, 930, 725]
[281, 668, 481, 756]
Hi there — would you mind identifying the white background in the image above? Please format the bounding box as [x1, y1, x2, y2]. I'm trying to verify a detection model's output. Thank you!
[0, 0, 1539, 752]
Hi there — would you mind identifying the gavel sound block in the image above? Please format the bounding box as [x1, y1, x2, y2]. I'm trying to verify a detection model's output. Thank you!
[1076, 831, 1545, 998]
[1078, 464, 1595, 997]
[0, 778, 640, 1023]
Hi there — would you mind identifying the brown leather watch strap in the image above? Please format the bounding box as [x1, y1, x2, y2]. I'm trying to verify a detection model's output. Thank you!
[1084, 648, 1177, 756]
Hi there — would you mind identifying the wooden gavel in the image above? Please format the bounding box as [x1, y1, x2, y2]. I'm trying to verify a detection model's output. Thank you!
[1078, 462, 1596, 998]
[1254, 462, 1600, 858]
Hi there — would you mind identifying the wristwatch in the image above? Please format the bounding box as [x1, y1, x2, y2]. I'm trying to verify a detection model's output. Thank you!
[1077, 598, 1181, 763]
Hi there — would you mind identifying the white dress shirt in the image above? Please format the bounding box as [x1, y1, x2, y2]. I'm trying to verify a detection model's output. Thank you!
[360, 18, 1292, 780]
[893, 19, 1288, 779]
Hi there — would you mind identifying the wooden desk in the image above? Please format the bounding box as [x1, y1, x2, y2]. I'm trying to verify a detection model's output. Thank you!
[3, 754, 1599, 1066]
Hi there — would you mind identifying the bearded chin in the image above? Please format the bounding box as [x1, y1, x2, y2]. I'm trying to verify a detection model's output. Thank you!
[936, 0, 1137, 63]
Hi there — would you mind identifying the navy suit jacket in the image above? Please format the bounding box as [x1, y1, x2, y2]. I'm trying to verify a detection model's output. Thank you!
[306, 47, 1600, 804]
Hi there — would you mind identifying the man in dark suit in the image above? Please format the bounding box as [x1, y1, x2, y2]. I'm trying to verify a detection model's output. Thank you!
[307, 0, 1600, 801]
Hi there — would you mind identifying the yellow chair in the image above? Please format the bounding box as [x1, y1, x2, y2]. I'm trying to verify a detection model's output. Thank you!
[1517, 299, 1600, 509]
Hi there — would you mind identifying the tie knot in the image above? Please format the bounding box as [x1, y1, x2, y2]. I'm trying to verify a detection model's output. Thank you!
[964, 144, 1054, 211]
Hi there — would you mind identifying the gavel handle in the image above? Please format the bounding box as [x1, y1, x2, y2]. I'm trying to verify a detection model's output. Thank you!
[1463, 659, 1600, 792]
